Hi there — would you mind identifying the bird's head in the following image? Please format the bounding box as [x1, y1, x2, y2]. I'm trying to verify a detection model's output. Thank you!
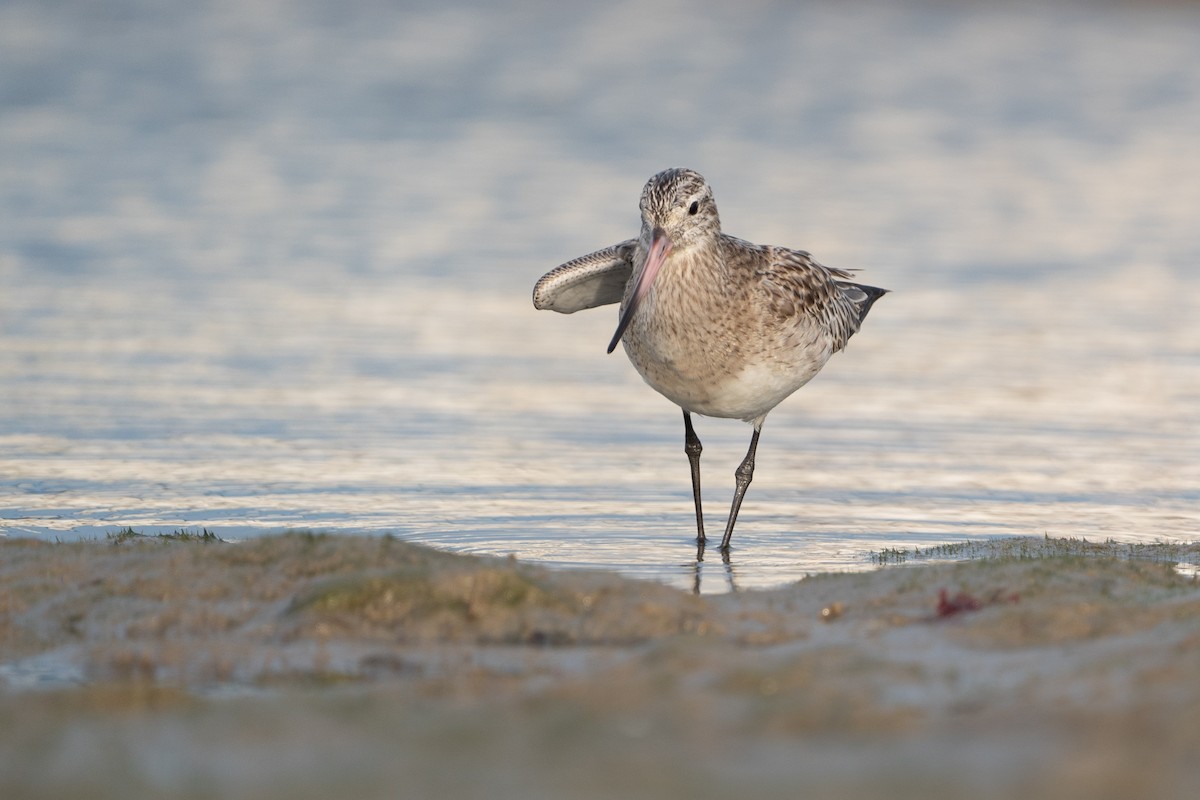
[638, 167, 721, 253]
[607, 168, 721, 354]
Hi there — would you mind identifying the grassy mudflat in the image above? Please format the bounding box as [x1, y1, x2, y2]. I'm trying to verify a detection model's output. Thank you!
[1, 533, 1198, 799]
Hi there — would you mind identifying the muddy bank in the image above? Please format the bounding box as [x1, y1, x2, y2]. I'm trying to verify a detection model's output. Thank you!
[1, 533, 1198, 799]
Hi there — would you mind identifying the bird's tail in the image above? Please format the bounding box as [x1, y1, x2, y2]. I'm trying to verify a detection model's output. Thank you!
[844, 282, 888, 326]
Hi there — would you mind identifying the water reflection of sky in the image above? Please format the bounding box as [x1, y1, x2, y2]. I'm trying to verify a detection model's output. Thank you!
[2, 1, 1198, 591]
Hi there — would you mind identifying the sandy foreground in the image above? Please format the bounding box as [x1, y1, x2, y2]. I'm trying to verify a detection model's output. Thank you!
[1, 533, 1198, 799]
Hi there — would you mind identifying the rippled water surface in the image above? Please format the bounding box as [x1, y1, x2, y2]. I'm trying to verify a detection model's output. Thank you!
[3, 0, 1198, 591]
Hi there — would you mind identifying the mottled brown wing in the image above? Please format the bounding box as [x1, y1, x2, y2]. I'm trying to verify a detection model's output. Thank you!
[752, 242, 885, 352]
[532, 240, 636, 314]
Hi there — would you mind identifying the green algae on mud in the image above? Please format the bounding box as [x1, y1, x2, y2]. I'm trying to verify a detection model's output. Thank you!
[286, 566, 581, 644]
[106, 527, 227, 544]
[871, 534, 1200, 567]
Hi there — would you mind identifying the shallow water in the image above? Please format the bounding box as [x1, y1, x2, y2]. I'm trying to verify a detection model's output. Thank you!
[2, 0, 1198, 591]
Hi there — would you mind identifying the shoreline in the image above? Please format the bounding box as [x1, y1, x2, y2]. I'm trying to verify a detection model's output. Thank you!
[2, 532, 1198, 798]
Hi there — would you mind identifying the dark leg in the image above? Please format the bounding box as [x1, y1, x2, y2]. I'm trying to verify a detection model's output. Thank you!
[683, 410, 705, 545]
[720, 425, 762, 551]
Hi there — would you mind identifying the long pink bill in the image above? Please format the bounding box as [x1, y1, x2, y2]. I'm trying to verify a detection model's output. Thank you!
[607, 228, 672, 354]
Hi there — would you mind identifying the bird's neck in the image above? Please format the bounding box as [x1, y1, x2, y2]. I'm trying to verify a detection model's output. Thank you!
[662, 236, 725, 279]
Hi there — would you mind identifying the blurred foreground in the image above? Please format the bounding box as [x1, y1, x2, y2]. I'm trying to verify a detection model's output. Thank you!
[2, 533, 1198, 799]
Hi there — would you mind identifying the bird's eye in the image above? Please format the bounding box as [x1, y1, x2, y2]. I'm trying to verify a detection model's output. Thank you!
[687, 200, 699, 216]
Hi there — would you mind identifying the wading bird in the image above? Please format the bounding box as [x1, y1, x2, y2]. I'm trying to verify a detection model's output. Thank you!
[533, 168, 886, 552]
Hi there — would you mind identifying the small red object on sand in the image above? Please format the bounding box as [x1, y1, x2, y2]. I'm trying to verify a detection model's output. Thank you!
[937, 589, 982, 617]
[935, 588, 1020, 618]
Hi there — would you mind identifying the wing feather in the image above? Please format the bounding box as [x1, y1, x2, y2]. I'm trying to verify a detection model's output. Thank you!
[751, 243, 887, 351]
[532, 240, 636, 313]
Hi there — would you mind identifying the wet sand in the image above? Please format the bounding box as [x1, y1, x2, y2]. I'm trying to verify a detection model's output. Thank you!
[2, 533, 1198, 799]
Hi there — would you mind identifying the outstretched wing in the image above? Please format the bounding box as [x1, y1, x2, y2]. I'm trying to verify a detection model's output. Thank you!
[532, 240, 636, 313]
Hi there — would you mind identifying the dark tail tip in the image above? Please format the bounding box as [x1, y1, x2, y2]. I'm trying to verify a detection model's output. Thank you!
[853, 284, 889, 325]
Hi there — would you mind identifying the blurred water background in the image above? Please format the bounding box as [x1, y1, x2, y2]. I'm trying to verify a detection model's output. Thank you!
[2, 0, 1198, 591]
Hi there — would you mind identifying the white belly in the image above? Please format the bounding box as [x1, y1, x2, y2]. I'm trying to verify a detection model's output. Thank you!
[630, 339, 833, 424]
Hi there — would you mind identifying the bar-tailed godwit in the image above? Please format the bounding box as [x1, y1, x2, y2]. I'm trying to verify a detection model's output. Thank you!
[533, 168, 886, 551]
